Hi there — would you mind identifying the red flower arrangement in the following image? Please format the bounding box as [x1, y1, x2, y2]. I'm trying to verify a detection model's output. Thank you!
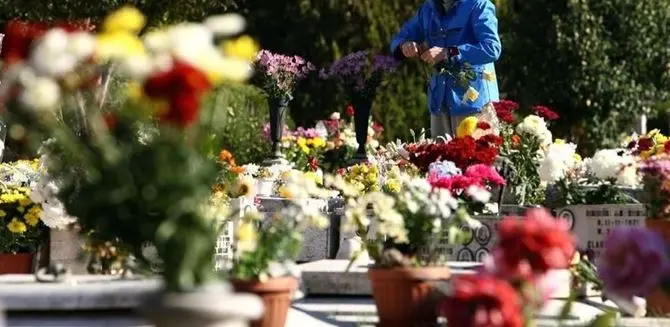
[407, 135, 502, 172]
[1, 20, 96, 65]
[490, 208, 575, 280]
[143, 60, 212, 127]
[532, 105, 559, 121]
[439, 274, 524, 327]
[492, 100, 519, 124]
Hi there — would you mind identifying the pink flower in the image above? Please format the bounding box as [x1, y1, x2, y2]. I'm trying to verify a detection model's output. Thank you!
[465, 164, 506, 186]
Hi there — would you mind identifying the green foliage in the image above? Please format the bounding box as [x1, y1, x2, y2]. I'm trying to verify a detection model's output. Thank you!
[498, 0, 670, 153]
[205, 84, 276, 165]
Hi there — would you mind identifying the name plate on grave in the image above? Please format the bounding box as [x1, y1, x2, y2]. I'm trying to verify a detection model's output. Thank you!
[556, 204, 646, 258]
[427, 215, 501, 263]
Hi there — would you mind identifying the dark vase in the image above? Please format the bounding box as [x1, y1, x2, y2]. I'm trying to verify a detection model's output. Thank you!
[350, 96, 374, 164]
[264, 95, 290, 165]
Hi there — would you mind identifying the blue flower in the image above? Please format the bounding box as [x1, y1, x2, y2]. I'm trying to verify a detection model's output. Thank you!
[428, 160, 461, 178]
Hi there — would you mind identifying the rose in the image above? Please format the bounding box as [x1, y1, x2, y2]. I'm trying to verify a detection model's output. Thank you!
[491, 208, 575, 280]
[345, 104, 355, 117]
[439, 274, 524, 327]
[597, 227, 670, 298]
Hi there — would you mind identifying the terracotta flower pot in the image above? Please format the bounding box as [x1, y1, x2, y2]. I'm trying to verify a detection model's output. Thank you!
[232, 276, 298, 327]
[0, 253, 35, 274]
[368, 266, 451, 327]
[646, 220, 670, 316]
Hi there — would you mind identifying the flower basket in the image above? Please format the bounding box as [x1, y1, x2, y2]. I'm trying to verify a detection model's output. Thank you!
[646, 220, 670, 316]
[368, 266, 450, 327]
[231, 277, 298, 327]
[0, 252, 35, 274]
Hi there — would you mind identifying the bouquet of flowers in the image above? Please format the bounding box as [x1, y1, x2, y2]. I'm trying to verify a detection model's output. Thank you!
[406, 133, 502, 173]
[254, 50, 314, 101]
[0, 6, 257, 292]
[0, 160, 47, 254]
[641, 155, 670, 220]
[343, 176, 483, 267]
[625, 129, 670, 159]
[319, 50, 398, 100]
[427, 161, 505, 214]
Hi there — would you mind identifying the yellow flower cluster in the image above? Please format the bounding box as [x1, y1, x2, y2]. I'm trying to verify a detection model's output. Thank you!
[1, 186, 43, 235]
[296, 137, 326, 154]
[344, 164, 380, 194]
[640, 129, 668, 159]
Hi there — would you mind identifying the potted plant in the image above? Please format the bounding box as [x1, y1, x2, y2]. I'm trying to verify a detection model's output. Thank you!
[0, 160, 47, 274]
[319, 51, 397, 162]
[342, 175, 485, 326]
[0, 6, 264, 326]
[228, 173, 331, 327]
[253, 50, 314, 165]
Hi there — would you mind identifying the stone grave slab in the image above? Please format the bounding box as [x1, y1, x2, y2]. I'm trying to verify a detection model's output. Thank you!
[257, 196, 334, 262]
[0, 275, 161, 311]
[556, 204, 646, 258]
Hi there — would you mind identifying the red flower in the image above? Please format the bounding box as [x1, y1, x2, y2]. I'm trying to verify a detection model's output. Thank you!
[637, 137, 653, 152]
[143, 60, 212, 126]
[492, 208, 575, 280]
[1, 20, 48, 64]
[511, 134, 522, 148]
[532, 105, 559, 121]
[102, 113, 117, 130]
[476, 121, 491, 130]
[439, 274, 524, 327]
[493, 100, 520, 124]
[345, 104, 355, 117]
[308, 156, 319, 171]
[372, 122, 384, 134]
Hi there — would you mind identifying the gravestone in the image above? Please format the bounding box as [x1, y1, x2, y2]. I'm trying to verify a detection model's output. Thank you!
[556, 204, 646, 258]
[214, 197, 255, 271]
[257, 196, 332, 262]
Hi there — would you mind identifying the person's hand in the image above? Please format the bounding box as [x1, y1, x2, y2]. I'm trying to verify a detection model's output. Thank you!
[420, 47, 447, 65]
[401, 41, 420, 58]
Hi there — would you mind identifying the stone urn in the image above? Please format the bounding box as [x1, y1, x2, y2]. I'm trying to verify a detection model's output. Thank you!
[141, 283, 264, 327]
[255, 179, 275, 197]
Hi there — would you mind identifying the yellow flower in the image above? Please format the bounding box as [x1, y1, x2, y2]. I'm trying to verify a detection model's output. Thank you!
[102, 6, 146, 33]
[235, 221, 258, 253]
[573, 153, 582, 162]
[482, 71, 496, 81]
[384, 178, 401, 193]
[304, 171, 322, 185]
[554, 139, 566, 145]
[17, 206, 25, 213]
[18, 198, 32, 207]
[7, 218, 27, 234]
[221, 35, 259, 62]
[0, 210, 5, 218]
[96, 31, 146, 60]
[234, 177, 256, 199]
[457, 116, 479, 137]
[463, 87, 479, 103]
[24, 213, 40, 227]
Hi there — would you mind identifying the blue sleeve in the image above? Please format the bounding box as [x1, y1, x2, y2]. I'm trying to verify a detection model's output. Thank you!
[390, 5, 426, 56]
[455, 0, 502, 65]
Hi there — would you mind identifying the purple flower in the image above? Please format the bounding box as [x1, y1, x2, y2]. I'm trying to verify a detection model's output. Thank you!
[294, 127, 320, 139]
[320, 50, 398, 91]
[597, 227, 670, 297]
[262, 123, 292, 141]
[255, 50, 315, 98]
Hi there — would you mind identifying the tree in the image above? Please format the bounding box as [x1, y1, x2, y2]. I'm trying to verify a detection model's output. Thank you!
[497, 0, 670, 153]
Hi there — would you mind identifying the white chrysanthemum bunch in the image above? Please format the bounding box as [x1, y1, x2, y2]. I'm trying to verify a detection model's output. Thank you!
[587, 149, 640, 187]
[29, 160, 77, 229]
[516, 115, 552, 146]
[539, 141, 578, 183]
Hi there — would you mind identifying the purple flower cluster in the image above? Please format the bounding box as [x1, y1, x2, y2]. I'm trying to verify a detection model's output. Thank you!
[256, 50, 315, 98]
[262, 123, 292, 141]
[319, 50, 398, 91]
[294, 127, 323, 139]
[597, 227, 670, 297]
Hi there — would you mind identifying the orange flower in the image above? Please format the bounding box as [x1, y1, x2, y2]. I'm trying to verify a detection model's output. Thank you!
[511, 134, 521, 148]
[231, 166, 245, 174]
[219, 150, 233, 162]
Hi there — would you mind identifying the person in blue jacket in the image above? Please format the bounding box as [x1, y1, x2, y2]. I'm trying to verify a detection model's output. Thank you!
[391, 0, 502, 139]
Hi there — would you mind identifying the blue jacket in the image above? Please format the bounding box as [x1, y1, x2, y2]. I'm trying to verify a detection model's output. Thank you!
[390, 0, 501, 116]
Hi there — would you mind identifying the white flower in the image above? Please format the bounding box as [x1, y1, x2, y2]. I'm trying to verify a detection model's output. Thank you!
[588, 149, 624, 180]
[466, 186, 491, 203]
[119, 55, 154, 80]
[204, 14, 246, 36]
[539, 142, 578, 182]
[516, 115, 552, 145]
[18, 77, 60, 111]
[67, 32, 96, 60]
[242, 163, 260, 177]
[142, 30, 171, 54]
[30, 29, 77, 77]
[617, 165, 639, 187]
[329, 112, 341, 120]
